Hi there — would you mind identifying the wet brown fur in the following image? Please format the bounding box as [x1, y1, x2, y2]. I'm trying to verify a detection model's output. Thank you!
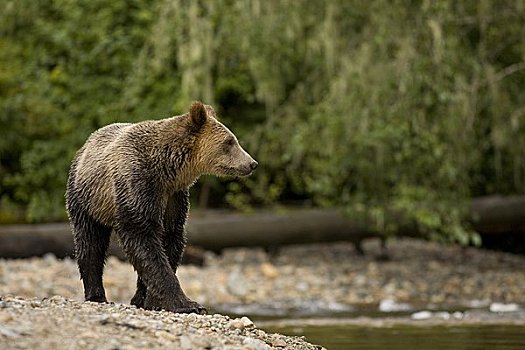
[65, 101, 257, 313]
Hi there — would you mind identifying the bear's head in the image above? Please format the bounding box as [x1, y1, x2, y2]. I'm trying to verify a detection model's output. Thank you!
[190, 101, 258, 178]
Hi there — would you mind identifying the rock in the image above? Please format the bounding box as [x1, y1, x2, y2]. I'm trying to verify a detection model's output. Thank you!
[295, 282, 309, 291]
[260, 263, 279, 279]
[0, 314, 13, 323]
[43, 253, 57, 262]
[468, 299, 491, 308]
[0, 325, 23, 338]
[186, 313, 198, 323]
[228, 316, 254, 330]
[379, 299, 412, 312]
[434, 312, 450, 320]
[240, 316, 254, 328]
[489, 302, 520, 313]
[49, 295, 67, 302]
[4, 237, 525, 315]
[108, 339, 122, 350]
[2, 238, 525, 349]
[452, 311, 463, 320]
[227, 270, 250, 297]
[229, 319, 246, 330]
[191, 335, 212, 348]
[177, 334, 213, 350]
[411, 311, 432, 320]
[242, 337, 272, 350]
[179, 335, 194, 350]
[98, 315, 114, 325]
[270, 337, 287, 347]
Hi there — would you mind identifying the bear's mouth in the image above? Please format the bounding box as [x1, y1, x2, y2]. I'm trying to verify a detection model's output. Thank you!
[218, 165, 253, 177]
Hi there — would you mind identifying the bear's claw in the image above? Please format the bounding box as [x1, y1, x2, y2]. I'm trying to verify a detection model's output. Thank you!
[173, 305, 207, 314]
[85, 295, 108, 303]
[142, 292, 207, 314]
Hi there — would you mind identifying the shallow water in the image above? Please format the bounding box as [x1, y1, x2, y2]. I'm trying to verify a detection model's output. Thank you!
[263, 324, 525, 350]
[216, 302, 525, 349]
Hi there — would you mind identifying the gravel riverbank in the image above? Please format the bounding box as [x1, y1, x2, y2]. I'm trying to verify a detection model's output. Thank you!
[0, 296, 319, 350]
[2, 238, 524, 309]
[1, 238, 525, 348]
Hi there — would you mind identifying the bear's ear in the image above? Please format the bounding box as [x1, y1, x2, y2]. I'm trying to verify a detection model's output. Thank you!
[190, 101, 207, 128]
[204, 105, 217, 119]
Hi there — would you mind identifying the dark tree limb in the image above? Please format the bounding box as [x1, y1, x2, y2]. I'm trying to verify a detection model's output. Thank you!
[0, 196, 524, 258]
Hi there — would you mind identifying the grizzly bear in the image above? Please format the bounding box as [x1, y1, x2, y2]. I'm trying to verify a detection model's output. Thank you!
[65, 101, 257, 313]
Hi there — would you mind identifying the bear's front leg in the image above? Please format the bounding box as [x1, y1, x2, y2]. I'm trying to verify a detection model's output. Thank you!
[130, 276, 147, 309]
[142, 280, 206, 314]
[158, 191, 207, 314]
[131, 276, 205, 314]
[116, 206, 204, 314]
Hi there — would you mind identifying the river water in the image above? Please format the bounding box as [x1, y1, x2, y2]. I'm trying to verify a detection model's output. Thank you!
[218, 303, 525, 350]
[263, 323, 525, 350]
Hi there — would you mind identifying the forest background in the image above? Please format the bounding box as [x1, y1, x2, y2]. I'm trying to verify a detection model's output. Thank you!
[1, 0, 524, 245]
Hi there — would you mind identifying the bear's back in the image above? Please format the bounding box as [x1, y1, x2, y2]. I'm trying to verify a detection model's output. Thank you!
[72, 123, 133, 225]
[84, 123, 133, 151]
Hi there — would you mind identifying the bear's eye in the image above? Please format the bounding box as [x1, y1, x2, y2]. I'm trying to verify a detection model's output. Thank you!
[224, 137, 235, 147]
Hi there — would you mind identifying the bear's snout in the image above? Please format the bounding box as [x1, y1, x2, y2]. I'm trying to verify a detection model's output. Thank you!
[239, 160, 257, 176]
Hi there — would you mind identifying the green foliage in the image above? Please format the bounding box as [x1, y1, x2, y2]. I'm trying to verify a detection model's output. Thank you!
[0, 0, 524, 245]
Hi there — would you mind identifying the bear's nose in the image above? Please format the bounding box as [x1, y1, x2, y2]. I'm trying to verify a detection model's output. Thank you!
[250, 161, 258, 170]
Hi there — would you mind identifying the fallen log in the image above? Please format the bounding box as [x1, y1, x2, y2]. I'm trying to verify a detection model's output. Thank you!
[470, 195, 525, 233]
[0, 195, 524, 258]
[188, 209, 376, 251]
[0, 223, 124, 260]
[0, 223, 204, 264]
[0, 209, 372, 258]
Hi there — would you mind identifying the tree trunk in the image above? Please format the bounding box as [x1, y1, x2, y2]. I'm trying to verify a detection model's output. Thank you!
[0, 195, 524, 258]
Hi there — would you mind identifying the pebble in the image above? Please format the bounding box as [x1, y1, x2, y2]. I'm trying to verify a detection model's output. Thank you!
[270, 337, 288, 347]
[452, 311, 464, 319]
[240, 316, 254, 328]
[411, 311, 433, 320]
[0, 325, 23, 338]
[410, 310, 468, 321]
[242, 337, 272, 350]
[227, 269, 251, 297]
[468, 299, 491, 308]
[379, 299, 412, 312]
[260, 263, 279, 279]
[155, 330, 176, 341]
[1, 238, 525, 348]
[2, 238, 525, 311]
[229, 319, 246, 330]
[0, 297, 317, 350]
[186, 313, 198, 322]
[179, 335, 193, 350]
[489, 302, 520, 313]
